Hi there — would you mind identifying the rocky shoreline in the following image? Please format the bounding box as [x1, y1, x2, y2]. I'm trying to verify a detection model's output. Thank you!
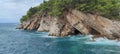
[17, 9, 120, 40]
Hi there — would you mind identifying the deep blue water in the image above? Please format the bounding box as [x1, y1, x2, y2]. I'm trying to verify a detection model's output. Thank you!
[0, 23, 120, 54]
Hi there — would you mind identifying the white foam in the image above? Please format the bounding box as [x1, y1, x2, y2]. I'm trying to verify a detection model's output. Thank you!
[40, 34, 120, 46]
[85, 37, 120, 46]
[69, 35, 93, 40]
[104, 49, 120, 53]
[40, 35, 59, 38]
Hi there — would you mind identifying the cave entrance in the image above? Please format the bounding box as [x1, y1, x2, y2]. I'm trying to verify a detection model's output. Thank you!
[90, 28, 101, 35]
[74, 28, 81, 35]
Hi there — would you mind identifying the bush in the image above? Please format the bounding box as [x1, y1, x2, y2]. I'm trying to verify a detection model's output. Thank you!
[20, 0, 120, 22]
[20, 15, 28, 22]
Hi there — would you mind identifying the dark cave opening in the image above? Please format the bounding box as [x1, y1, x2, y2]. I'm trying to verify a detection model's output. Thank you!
[90, 28, 100, 35]
[74, 28, 81, 35]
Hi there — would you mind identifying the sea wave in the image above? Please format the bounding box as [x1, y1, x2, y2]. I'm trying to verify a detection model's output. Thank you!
[85, 37, 120, 46]
[40, 35, 59, 38]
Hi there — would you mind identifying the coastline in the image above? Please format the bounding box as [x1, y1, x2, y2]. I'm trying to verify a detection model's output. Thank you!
[17, 9, 120, 40]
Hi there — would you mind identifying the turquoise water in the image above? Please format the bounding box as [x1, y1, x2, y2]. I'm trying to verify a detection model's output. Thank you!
[0, 23, 120, 54]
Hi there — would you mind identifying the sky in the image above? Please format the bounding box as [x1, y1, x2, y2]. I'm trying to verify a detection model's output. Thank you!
[0, 0, 43, 23]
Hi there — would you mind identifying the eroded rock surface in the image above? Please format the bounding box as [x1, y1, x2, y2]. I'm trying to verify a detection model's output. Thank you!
[67, 10, 120, 39]
[20, 16, 41, 30]
[49, 17, 75, 36]
[37, 16, 53, 32]
[17, 9, 120, 39]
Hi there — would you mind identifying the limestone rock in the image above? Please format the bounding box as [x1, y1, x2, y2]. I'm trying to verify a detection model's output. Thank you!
[66, 12, 90, 35]
[18, 16, 41, 30]
[27, 17, 40, 30]
[49, 17, 75, 36]
[18, 9, 120, 39]
[37, 16, 53, 32]
[67, 10, 120, 39]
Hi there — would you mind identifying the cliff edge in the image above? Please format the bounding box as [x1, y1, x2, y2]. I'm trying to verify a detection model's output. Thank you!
[17, 9, 120, 40]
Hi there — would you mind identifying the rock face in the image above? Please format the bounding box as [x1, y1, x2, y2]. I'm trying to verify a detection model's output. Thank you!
[66, 10, 120, 39]
[16, 24, 23, 29]
[18, 9, 120, 39]
[66, 12, 90, 35]
[19, 16, 41, 30]
[49, 17, 75, 36]
[37, 16, 53, 32]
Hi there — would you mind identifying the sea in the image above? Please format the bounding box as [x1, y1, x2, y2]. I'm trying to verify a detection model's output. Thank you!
[0, 23, 120, 54]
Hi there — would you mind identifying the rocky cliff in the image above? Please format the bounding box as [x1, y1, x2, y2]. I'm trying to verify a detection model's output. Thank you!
[17, 9, 120, 40]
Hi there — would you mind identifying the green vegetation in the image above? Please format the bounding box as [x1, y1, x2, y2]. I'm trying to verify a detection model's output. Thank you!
[20, 7, 39, 22]
[20, 0, 120, 22]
